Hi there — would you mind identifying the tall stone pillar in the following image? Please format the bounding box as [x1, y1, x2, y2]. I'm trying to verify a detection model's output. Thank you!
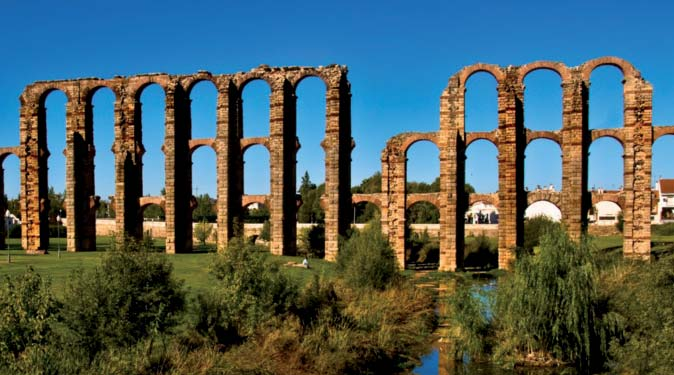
[115, 84, 143, 240]
[438, 76, 465, 271]
[269, 78, 297, 256]
[561, 70, 589, 241]
[65, 96, 97, 251]
[216, 80, 242, 249]
[323, 73, 352, 261]
[622, 77, 652, 259]
[20, 97, 49, 252]
[164, 81, 193, 253]
[382, 143, 407, 267]
[497, 69, 525, 268]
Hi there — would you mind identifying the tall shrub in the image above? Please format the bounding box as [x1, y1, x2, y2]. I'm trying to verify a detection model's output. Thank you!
[494, 227, 611, 369]
[337, 220, 399, 290]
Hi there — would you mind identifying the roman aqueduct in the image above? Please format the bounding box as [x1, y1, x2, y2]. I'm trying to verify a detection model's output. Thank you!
[1, 57, 669, 270]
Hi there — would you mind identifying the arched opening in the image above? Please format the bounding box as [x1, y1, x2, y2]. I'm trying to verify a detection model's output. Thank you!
[652, 135, 674, 186]
[465, 72, 498, 132]
[465, 140, 498, 193]
[91, 87, 116, 221]
[243, 144, 270, 195]
[44, 90, 67, 230]
[523, 69, 562, 131]
[241, 79, 270, 137]
[140, 203, 165, 250]
[190, 80, 217, 139]
[653, 135, 674, 225]
[352, 201, 381, 224]
[464, 200, 498, 270]
[588, 137, 623, 192]
[590, 201, 622, 226]
[406, 140, 440, 193]
[296, 77, 326, 245]
[191, 146, 217, 223]
[405, 200, 439, 270]
[589, 65, 624, 130]
[296, 77, 326, 191]
[243, 202, 270, 245]
[3, 154, 21, 248]
[466, 201, 499, 225]
[525, 201, 562, 221]
[139, 84, 166, 196]
[525, 139, 562, 191]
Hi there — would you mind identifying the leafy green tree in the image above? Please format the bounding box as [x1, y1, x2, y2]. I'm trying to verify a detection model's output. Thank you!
[48, 186, 65, 221]
[0, 268, 58, 367]
[195, 239, 297, 344]
[6, 196, 20, 219]
[192, 193, 216, 222]
[297, 171, 325, 223]
[407, 201, 440, 224]
[194, 219, 214, 246]
[58, 243, 185, 361]
[337, 220, 399, 290]
[244, 205, 270, 223]
[351, 171, 382, 193]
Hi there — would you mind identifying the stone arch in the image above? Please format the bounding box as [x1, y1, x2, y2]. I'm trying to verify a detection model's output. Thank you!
[351, 193, 383, 209]
[234, 72, 276, 92]
[189, 138, 216, 155]
[242, 194, 269, 208]
[468, 193, 499, 207]
[581, 56, 640, 81]
[83, 84, 121, 106]
[240, 137, 270, 153]
[406, 193, 440, 210]
[401, 132, 439, 154]
[590, 130, 625, 146]
[525, 200, 563, 222]
[127, 75, 170, 102]
[465, 131, 498, 148]
[518, 61, 571, 84]
[590, 191, 624, 209]
[292, 71, 331, 90]
[181, 74, 218, 95]
[527, 190, 562, 207]
[653, 126, 674, 142]
[457, 63, 505, 87]
[526, 130, 562, 146]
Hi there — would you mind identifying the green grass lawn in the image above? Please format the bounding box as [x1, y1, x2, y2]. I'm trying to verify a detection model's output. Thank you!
[3, 234, 674, 298]
[0, 238, 338, 298]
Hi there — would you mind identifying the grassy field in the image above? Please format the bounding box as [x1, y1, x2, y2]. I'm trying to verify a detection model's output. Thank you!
[2, 234, 673, 298]
[0, 238, 338, 298]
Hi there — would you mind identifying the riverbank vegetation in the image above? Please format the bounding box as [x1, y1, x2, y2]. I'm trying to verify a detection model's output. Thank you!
[0, 224, 436, 374]
[448, 219, 674, 374]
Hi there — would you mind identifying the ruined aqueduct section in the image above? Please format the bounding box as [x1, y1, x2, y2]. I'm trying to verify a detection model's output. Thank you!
[5, 57, 672, 270]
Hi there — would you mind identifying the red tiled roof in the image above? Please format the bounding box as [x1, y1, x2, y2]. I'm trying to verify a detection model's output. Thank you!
[660, 179, 674, 194]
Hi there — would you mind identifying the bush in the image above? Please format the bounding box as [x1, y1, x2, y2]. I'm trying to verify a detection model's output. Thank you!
[603, 254, 674, 373]
[194, 219, 214, 246]
[651, 222, 674, 236]
[494, 227, 614, 370]
[58, 243, 185, 361]
[194, 238, 297, 344]
[8, 224, 20, 239]
[464, 234, 498, 269]
[337, 220, 399, 290]
[298, 225, 325, 258]
[523, 215, 559, 254]
[0, 268, 58, 370]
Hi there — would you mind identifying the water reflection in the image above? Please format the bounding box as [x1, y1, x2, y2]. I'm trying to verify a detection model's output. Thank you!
[413, 347, 570, 374]
[412, 278, 571, 375]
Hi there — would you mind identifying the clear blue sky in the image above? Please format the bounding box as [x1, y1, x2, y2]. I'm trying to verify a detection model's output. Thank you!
[1, 0, 674, 200]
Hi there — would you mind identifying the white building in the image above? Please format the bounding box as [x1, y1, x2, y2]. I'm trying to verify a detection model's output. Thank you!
[654, 179, 674, 224]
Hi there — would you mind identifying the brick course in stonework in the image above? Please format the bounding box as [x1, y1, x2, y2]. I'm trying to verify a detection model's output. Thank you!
[7, 58, 670, 269]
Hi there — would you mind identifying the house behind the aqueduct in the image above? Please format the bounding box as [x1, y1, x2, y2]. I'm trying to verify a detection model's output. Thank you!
[3, 57, 671, 270]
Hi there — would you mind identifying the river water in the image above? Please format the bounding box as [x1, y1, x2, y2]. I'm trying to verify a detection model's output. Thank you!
[411, 279, 569, 375]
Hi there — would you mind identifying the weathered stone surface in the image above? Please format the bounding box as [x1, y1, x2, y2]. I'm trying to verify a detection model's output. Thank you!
[8, 58, 661, 268]
[17, 65, 351, 257]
